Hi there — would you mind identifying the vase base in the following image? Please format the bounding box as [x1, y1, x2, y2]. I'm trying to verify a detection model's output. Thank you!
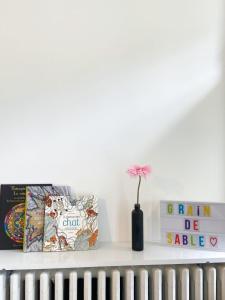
[132, 247, 144, 251]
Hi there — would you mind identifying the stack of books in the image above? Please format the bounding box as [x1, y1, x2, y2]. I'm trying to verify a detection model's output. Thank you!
[0, 184, 98, 252]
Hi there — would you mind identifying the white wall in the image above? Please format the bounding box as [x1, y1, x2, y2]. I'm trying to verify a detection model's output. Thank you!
[0, 0, 224, 242]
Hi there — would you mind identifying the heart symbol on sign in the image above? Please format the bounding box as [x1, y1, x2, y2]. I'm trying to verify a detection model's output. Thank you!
[210, 236, 218, 247]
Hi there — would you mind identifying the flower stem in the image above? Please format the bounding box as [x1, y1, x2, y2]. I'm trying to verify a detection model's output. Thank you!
[137, 175, 141, 205]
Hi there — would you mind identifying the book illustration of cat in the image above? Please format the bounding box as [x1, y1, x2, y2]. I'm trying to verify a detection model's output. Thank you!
[43, 193, 98, 251]
[24, 185, 71, 252]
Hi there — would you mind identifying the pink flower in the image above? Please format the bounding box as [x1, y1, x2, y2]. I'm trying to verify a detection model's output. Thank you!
[127, 165, 151, 177]
[127, 164, 152, 205]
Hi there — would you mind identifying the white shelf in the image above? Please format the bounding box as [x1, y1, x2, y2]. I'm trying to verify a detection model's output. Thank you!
[1, 242, 225, 271]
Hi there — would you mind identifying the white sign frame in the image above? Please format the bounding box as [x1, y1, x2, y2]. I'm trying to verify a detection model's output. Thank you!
[160, 200, 225, 251]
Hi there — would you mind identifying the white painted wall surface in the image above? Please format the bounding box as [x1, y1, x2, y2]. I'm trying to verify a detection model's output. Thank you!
[0, 0, 224, 242]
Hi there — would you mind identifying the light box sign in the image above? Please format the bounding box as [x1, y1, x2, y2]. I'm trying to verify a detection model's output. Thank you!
[160, 201, 225, 251]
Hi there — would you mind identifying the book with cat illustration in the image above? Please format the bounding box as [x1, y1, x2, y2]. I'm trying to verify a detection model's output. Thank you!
[23, 185, 71, 252]
[43, 193, 98, 251]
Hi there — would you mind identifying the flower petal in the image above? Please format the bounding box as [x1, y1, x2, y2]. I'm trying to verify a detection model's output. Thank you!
[127, 165, 152, 177]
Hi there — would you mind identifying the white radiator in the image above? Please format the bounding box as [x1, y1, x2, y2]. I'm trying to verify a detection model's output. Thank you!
[0, 264, 225, 299]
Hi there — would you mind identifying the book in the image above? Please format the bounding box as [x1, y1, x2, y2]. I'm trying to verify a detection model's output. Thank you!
[43, 193, 98, 251]
[0, 184, 51, 250]
[23, 186, 71, 252]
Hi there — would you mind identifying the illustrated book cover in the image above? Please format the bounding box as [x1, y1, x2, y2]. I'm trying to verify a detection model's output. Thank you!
[43, 193, 98, 251]
[23, 186, 71, 252]
[0, 184, 50, 250]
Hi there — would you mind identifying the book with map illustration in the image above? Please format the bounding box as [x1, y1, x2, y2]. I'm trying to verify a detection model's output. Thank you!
[0, 184, 51, 250]
[23, 185, 71, 252]
[43, 193, 98, 252]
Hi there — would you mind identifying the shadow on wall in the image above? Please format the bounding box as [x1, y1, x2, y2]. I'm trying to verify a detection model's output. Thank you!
[99, 6, 225, 242]
[141, 6, 225, 242]
[97, 197, 112, 242]
[143, 81, 225, 242]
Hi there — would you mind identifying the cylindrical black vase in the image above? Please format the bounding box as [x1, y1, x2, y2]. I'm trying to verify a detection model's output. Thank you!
[132, 203, 144, 251]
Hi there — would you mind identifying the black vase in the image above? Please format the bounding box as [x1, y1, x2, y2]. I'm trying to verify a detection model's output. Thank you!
[132, 203, 144, 251]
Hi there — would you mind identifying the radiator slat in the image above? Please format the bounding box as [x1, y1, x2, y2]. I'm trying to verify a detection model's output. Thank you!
[180, 268, 189, 300]
[166, 268, 176, 300]
[25, 272, 35, 300]
[206, 267, 216, 300]
[218, 266, 225, 299]
[40, 272, 50, 300]
[98, 270, 106, 300]
[152, 269, 162, 300]
[84, 271, 92, 300]
[125, 269, 134, 300]
[10, 272, 21, 300]
[69, 271, 77, 300]
[112, 270, 120, 300]
[55, 272, 64, 300]
[193, 267, 203, 300]
[0, 273, 6, 300]
[139, 269, 148, 300]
